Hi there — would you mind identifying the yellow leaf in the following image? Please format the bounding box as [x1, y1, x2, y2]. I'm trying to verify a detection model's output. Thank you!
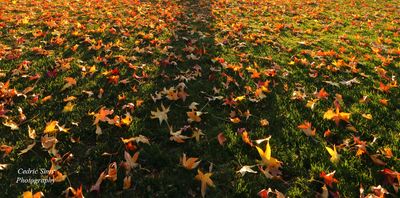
[121, 113, 133, 126]
[361, 113, 372, 120]
[22, 191, 43, 198]
[256, 140, 282, 171]
[44, 121, 58, 134]
[265, 141, 271, 160]
[63, 102, 75, 112]
[63, 96, 77, 102]
[326, 145, 340, 164]
[234, 95, 246, 101]
[323, 107, 351, 125]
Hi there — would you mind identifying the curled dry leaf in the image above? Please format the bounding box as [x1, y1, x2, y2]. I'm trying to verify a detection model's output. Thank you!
[217, 132, 226, 146]
[237, 165, 257, 176]
[105, 162, 118, 182]
[18, 141, 36, 155]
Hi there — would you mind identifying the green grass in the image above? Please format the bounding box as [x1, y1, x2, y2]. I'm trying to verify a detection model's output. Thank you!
[0, 0, 399, 197]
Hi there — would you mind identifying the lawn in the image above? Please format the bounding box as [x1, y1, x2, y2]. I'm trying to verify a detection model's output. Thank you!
[0, 0, 399, 197]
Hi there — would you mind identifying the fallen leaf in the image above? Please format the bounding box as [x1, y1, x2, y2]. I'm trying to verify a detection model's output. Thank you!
[122, 151, 139, 174]
[217, 133, 226, 146]
[297, 121, 316, 136]
[195, 169, 215, 198]
[150, 103, 169, 125]
[105, 162, 117, 182]
[326, 145, 340, 164]
[28, 125, 36, 139]
[323, 107, 351, 125]
[123, 176, 131, 190]
[361, 113, 372, 120]
[187, 110, 202, 123]
[18, 141, 36, 155]
[3, 119, 19, 130]
[369, 154, 386, 166]
[181, 153, 201, 170]
[237, 165, 257, 176]
[0, 164, 9, 170]
[44, 120, 58, 134]
[63, 102, 75, 112]
[320, 171, 339, 188]
[22, 191, 43, 198]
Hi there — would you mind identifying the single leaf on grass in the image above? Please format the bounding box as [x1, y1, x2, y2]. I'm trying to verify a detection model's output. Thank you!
[369, 185, 389, 197]
[63, 185, 83, 198]
[28, 125, 36, 139]
[0, 145, 13, 156]
[150, 103, 169, 125]
[256, 140, 282, 177]
[105, 162, 117, 182]
[195, 169, 215, 198]
[22, 191, 43, 198]
[379, 168, 400, 193]
[41, 135, 58, 155]
[63, 102, 75, 112]
[91, 107, 114, 125]
[319, 185, 329, 198]
[122, 151, 139, 173]
[217, 132, 226, 145]
[237, 165, 257, 176]
[361, 113, 372, 120]
[259, 119, 269, 127]
[326, 145, 340, 164]
[320, 171, 339, 188]
[297, 121, 316, 136]
[121, 135, 150, 145]
[91, 171, 106, 192]
[169, 126, 190, 143]
[63, 96, 77, 102]
[19, 142, 36, 155]
[61, 77, 77, 91]
[369, 154, 387, 166]
[306, 98, 319, 110]
[230, 117, 241, 123]
[44, 120, 58, 133]
[323, 107, 351, 125]
[121, 112, 133, 126]
[315, 88, 329, 99]
[0, 164, 9, 170]
[123, 176, 132, 190]
[241, 130, 253, 146]
[3, 119, 19, 130]
[187, 110, 202, 123]
[191, 128, 205, 142]
[51, 170, 67, 182]
[258, 188, 272, 198]
[382, 148, 393, 159]
[181, 153, 201, 170]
